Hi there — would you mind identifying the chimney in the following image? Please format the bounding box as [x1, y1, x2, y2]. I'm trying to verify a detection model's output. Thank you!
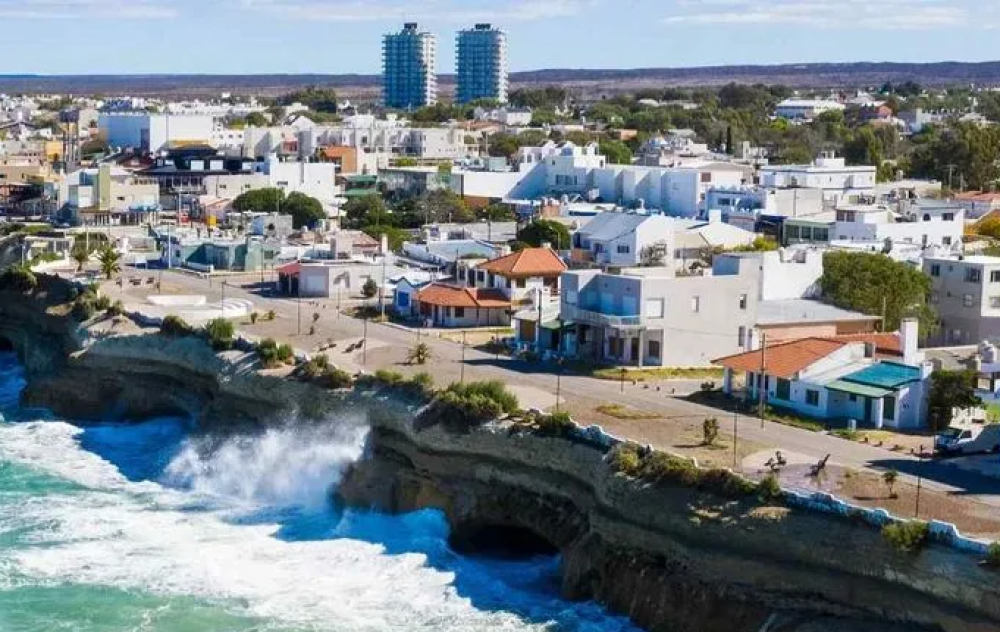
[900, 318, 922, 364]
[540, 241, 552, 250]
[864, 342, 876, 358]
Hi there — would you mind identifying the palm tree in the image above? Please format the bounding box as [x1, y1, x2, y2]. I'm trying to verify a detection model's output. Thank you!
[408, 342, 432, 365]
[71, 247, 89, 272]
[882, 469, 899, 499]
[96, 246, 121, 280]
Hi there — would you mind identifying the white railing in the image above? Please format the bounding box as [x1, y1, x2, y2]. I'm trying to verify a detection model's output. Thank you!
[562, 304, 644, 329]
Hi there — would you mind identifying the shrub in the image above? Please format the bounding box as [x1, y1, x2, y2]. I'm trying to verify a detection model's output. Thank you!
[250, 311, 259, 324]
[882, 521, 930, 554]
[405, 372, 436, 399]
[257, 338, 281, 367]
[985, 542, 1000, 568]
[882, 469, 899, 499]
[420, 380, 519, 430]
[700, 381, 716, 392]
[702, 417, 720, 446]
[362, 278, 378, 299]
[71, 296, 96, 321]
[204, 317, 235, 351]
[94, 294, 112, 311]
[374, 369, 405, 386]
[447, 380, 519, 414]
[757, 473, 784, 504]
[266, 309, 276, 321]
[0, 265, 37, 292]
[276, 343, 294, 363]
[107, 299, 125, 317]
[607, 443, 644, 477]
[640, 451, 700, 487]
[297, 355, 331, 381]
[161, 315, 194, 337]
[317, 366, 354, 390]
[408, 342, 432, 365]
[533, 411, 575, 438]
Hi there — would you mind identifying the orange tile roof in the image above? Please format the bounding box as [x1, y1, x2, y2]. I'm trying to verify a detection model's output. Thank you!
[713, 338, 847, 379]
[956, 191, 1000, 202]
[476, 247, 567, 278]
[414, 283, 511, 309]
[825, 332, 902, 357]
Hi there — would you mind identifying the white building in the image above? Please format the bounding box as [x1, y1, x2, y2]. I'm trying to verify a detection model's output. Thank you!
[831, 200, 963, 249]
[99, 111, 216, 152]
[456, 24, 508, 105]
[759, 154, 876, 203]
[202, 155, 341, 215]
[775, 99, 846, 121]
[383, 23, 437, 109]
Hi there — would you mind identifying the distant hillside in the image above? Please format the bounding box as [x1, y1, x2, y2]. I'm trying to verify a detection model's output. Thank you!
[1, 61, 998, 98]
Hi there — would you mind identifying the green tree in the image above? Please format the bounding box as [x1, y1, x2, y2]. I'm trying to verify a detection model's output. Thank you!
[420, 189, 474, 224]
[282, 192, 326, 229]
[487, 133, 521, 158]
[517, 220, 571, 250]
[478, 203, 516, 222]
[361, 278, 378, 299]
[233, 188, 284, 215]
[882, 469, 899, 498]
[975, 217, 1000, 239]
[280, 86, 339, 113]
[244, 111, 268, 127]
[96, 246, 121, 280]
[927, 370, 981, 432]
[342, 195, 390, 230]
[598, 139, 632, 165]
[71, 247, 89, 272]
[819, 251, 938, 338]
[362, 225, 407, 252]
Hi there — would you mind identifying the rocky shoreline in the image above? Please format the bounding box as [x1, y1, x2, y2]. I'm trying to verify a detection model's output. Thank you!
[2, 278, 999, 632]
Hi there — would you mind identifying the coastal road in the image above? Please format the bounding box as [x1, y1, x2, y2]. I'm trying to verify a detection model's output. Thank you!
[122, 267, 999, 508]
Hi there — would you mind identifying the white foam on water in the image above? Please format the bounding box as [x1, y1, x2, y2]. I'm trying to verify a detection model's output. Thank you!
[0, 420, 551, 631]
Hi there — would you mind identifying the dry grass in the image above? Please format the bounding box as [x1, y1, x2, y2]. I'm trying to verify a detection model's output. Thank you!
[595, 403, 661, 420]
[592, 367, 724, 382]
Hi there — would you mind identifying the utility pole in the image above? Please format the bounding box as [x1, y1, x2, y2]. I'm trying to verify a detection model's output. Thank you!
[733, 397, 739, 469]
[221, 281, 226, 319]
[363, 317, 369, 366]
[460, 330, 467, 383]
[379, 250, 387, 321]
[758, 331, 767, 429]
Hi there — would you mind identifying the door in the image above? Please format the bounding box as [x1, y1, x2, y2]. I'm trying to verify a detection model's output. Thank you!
[630, 337, 640, 365]
[864, 397, 873, 424]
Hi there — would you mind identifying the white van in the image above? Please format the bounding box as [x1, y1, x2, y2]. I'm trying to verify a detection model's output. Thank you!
[935, 422, 1000, 455]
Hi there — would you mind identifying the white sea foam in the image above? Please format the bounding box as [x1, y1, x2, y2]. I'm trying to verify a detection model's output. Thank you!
[0, 420, 561, 631]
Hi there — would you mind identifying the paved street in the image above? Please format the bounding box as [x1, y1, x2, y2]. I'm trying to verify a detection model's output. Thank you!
[114, 266, 1000, 516]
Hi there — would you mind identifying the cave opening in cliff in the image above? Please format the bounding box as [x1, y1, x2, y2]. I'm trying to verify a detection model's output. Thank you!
[0, 336, 13, 353]
[449, 524, 559, 560]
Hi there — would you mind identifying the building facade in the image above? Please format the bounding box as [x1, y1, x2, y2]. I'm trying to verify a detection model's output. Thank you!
[456, 24, 508, 105]
[383, 23, 438, 109]
[924, 255, 1000, 347]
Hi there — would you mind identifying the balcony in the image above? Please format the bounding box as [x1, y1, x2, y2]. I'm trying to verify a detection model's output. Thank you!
[562, 304, 645, 331]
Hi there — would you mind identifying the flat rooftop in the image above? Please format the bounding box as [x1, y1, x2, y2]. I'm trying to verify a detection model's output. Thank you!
[757, 299, 878, 326]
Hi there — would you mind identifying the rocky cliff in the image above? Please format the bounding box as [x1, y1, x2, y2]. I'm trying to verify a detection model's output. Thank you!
[338, 406, 1000, 632]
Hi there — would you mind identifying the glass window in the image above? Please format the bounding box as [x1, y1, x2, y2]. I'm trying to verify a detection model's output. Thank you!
[813, 227, 829, 241]
[565, 290, 578, 305]
[991, 270, 1000, 283]
[647, 340, 661, 358]
[738, 326, 746, 347]
[645, 298, 664, 319]
[931, 291, 939, 304]
[965, 268, 982, 283]
[454, 307, 465, 318]
[616, 244, 630, 254]
[516, 278, 526, 288]
[786, 225, 801, 239]
[943, 213, 955, 221]
[883, 396, 896, 421]
[776, 378, 791, 400]
[930, 264, 941, 277]
[848, 393, 857, 402]
[964, 294, 975, 308]
[739, 294, 748, 310]
[942, 236, 952, 246]
[690, 296, 700, 313]
[990, 297, 1000, 309]
[805, 390, 820, 406]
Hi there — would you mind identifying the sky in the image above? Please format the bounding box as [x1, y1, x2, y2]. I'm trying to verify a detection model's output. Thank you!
[1, 0, 998, 74]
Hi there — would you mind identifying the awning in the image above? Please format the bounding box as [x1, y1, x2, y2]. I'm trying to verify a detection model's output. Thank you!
[826, 380, 893, 399]
[541, 319, 574, 330]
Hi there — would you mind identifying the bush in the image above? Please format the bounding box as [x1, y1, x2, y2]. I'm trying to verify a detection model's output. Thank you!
[405, 372, 436, 399]
[297, 354, 330, 381]
[702, 417, 720, 446]
[408, 342, 432, 365]
[608, 443, 644, 477]
[447, 380, 519, 414]
[71, 296, 96, 321]
[276, 343, 294, 363]
[533, 411, 575, 438]
[882, 521, 930, 554]
[204, 317, 235, 351]
[94, 294, 112, 311]
[697, 468, 758, 498]
[757, 473, 784, 504]
[362, 278, 378, 299]
[160, 315, 194, 337]
[266, 309, 276, 321]
[986, 542, 1000, 568]
[107, 300, 124, 317]
[640, 451, 700, 487]
[257, 338, 282, 367]
[317, 366, 354, 390]
[0, 266, 37, 292]
[374, 369, 405, 386]
[420, 380, 518, 430]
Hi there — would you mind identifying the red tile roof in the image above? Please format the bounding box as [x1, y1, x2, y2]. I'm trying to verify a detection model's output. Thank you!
[713, 338, 847, 379]
[825, 332, 902, 357]
[276, 261, 301, 276]
[956, 191, 1000, 202]
[476, 247, 567, 278]
[415, 283, 511, 309]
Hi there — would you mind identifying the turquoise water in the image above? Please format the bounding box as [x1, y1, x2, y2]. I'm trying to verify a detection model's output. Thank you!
[0, 352, 639, 632]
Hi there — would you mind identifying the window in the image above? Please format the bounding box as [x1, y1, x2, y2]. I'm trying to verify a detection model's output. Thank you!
[776, 378, 791, 400]
[882, 396, 896, 421]
[516, 278, 526, 288]
[398, 293, 410, 308]
[991, 270, 1000, 283]
[594, 243, 604, 253]
[647, 340, 661, 359]
[805, 390, 820, 406]
[454, 307, 465, 318]
[942, 236, 952, 246]
[739, 294, 748, 310]
[813, 228, 829, 241]
[690, 296, 700, 313]
[990, 297, 1000, 309]
[616, 244, 630, 254]
[965, 268, 982, 283]
[565, 290, 578, 305]
[645, 298, 664, 319]
[943, 213, 955, 221]
[930, 264, 941, 277]
[964, 294, 975, 308]
[848, 393, 857, 402]
[931, 291, 940, 304]
[738, 326, 746, 347]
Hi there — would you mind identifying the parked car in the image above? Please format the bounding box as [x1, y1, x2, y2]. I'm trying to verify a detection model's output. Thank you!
[935, 422, 1000, 455]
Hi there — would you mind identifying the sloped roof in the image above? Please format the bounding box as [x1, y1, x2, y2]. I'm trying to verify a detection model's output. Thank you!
[476, 247, 567, 278]
[415, 283, 511, 309]
[826, 332, 902, 357]
[713, 338, 847, 379]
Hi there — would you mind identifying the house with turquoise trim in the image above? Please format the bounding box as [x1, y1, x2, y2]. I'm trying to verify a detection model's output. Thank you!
[714, 318, 932, 430]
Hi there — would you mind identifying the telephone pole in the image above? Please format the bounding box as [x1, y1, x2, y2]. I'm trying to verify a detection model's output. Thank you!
[758, 331, 767, 429]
